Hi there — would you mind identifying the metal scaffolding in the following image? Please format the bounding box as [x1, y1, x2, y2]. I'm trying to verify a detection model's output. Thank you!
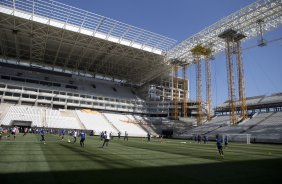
[182, 64, 188, 117]
[205, 59, 212, 121]
[191, 45, 212, 124]
[167, 0, 281, 123]
[225, 39, 237, 125]
[168, 0, 282, 64]
[195, 57, 202, 124]
[219, 29, 247, 125]
[236, 40, 248, 120]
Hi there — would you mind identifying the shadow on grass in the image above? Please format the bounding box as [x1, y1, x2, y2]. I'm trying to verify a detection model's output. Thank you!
[1, 158, 281, 184]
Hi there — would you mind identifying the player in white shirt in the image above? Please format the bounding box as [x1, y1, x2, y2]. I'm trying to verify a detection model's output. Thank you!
[101, 131, 111, 148]
[11, 126, 17, 140]
[73, 130, 78, 144]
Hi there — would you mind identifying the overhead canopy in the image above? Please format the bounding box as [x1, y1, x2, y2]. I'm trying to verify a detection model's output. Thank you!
[0, 0, 177, 85]
[168, 0, 282, 64]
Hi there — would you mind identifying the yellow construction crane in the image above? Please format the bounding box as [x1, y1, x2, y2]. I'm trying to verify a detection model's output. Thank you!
[182, 64, 188, 117]
[236, 40, 248, 120]
[191, 45, 212, 124]
[225, 40, 237, 125]
[219, 29, 247, 125]
[205, 59, 212, 121]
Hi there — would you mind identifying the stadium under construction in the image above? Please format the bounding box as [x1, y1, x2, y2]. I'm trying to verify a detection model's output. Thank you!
[0, 0, 282, 143]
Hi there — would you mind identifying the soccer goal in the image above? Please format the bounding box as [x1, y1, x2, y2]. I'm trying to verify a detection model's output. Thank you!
[222, 133, 251, 144]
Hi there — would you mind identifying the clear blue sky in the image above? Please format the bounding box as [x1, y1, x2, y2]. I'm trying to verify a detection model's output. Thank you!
[57, 0, 282, 106]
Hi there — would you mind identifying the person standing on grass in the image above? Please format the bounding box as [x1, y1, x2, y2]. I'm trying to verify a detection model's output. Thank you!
[23, 127, 28, 136]
[203, 135, 207, 144]
[60, 129, 65, 140]
[118, 131, 121, 139]
[224, 135, 228, 148]
[110, 132, 113, 140]
[197, 134, 201, 144]
[0, 125, 3, 141]
[216, 134, 224, 159]
[147, 132, 151, 142]
[40, 128, 46, 144]
[11, 126, 17, 140]
[160, 134, 164, 143]
[100, 131, 104, 141]
[124, 131, 128, 141]
[73, 130, 77, 144]
[80, 131, 86, 147]
[101, 131, 111, 148]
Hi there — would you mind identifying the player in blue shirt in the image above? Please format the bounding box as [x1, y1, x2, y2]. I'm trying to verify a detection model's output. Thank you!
[197, 134, 201, 144]
[216, 134, 224, 158]
[60, 129, 65, 140]
[40, 128, 46, 144]
[203, 135, 208, 144]
[80, 131, 86, 147]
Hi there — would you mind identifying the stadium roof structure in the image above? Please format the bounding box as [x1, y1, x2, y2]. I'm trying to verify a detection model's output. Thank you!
[168, 0, 282, 64]
[0, 0, 177, 85]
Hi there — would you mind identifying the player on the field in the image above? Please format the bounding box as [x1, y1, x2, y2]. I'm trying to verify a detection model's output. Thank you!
[101, 131, 111, 148]
[100, 131, 104, 141]
[0, 125, 3, 141]
[197, 134, 201, 144]
[60, 129, 65, 140]
[216, 134, 224, 158]
[73, 130, 77, 144]
[40, 128, 46, 144]
[124, 131, 128, 141]
[224, 135, 228, 148]
[80, 131, 86, 147]
[11, 126, 17, 140]
[203, 135, 208, 144]
[23, 127, 28, 136]
[147, 132, 151, 142]
[160, 134, 164, 143]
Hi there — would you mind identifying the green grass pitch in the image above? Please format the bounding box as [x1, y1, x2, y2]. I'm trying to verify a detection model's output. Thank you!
[0, 133, 281, 184]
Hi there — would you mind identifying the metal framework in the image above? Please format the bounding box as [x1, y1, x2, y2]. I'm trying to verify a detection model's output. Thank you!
[168, 0, 282, 63]
[195, 57, 202, 124]
[182, 64, 188, 117]
[0, 0, 177, 85]
[257, 19, 267, 46]
[225, 39, 237, 125]
[191, 44, 212, 124]
[236, 40, 248, 120]
[0, 0, 176, 52]
[219, 29, 247, 125]
[169, 0, 281, 124]
[205, 59, 212, 121]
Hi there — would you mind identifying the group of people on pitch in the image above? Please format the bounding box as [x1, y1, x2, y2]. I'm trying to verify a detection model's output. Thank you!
[100, 131, 129, 148]
[59, 129, 86, 147]
[0, 125, 18, 141]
